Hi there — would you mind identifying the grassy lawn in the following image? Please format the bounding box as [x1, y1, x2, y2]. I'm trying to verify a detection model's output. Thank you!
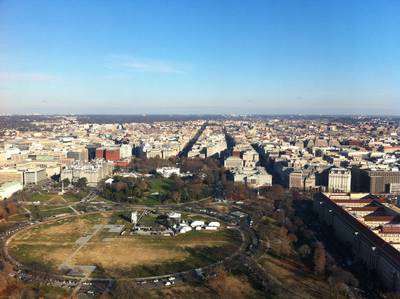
[137, 214, 157, 226]
[24, 205, 75, 220]
[109, 211, 131, 224]
[25, 192, 55, 202]
[62, 192, 87, 202]
[8, 243, 73, 270]
[23, 191, 84, 205]
[9, 213, 113, 273]
[8, 213, 30, 222]
[137, 196, 161, 206]
[17, 190, 96, 220]
[181, 212, 218, 222]
[258, 253, 335, 298]
[9, 204, 77, 222]
[9, 212, 242, 279]
[28, 283, 72, 298]
[148, 177, 173, 193]
[136, 177, 174, 205]
[86, 228, 241, 278]
[39, 207, 75, 218]
[149, 275, 265, 299]
[11, 213, 109, 243]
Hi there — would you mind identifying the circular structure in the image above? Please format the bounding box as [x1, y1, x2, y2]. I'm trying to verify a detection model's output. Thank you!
[6, 211, 243, 280]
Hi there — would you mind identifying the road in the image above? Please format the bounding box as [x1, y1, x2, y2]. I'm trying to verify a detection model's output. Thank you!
[178, 122, 207, 158]
[1, 196, 276, 297]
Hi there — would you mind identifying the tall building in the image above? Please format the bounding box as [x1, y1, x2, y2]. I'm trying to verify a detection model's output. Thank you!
[361, 169, 400, 194]
[61, 160, 113, 187]
[120, 144, 133, 159]
[224, 156, 243, 169]
[314, 193, 400, 292]
[67, 148, 88, 162]
[86, 144, 101, 161]
[95, 147, 121, 161]
[289, 170, 316, 190]
[105, 148, 120, 161]
[328, 168, 351, 193]
[22, 168, 47, 185]
[233, 166, 272, 188]
[289, 171, 305, 189]
[96, 148, 105, 159]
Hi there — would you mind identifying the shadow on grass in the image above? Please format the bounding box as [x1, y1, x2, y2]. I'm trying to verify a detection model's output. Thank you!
[95, 245, 237, 279]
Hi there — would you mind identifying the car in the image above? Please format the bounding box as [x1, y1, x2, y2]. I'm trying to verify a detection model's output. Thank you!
[164, 281, 171, 286]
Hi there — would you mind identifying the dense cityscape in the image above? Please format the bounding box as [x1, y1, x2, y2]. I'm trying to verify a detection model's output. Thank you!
[0, 115, 398, 298]
[2, 0, 400, 298]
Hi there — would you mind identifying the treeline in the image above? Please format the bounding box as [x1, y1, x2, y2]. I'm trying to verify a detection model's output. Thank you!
[101, 176, 150, 203]
[249, 186, 359, 296]
[101, 174, 210, 204]
[61, 177, 87, 189]
[124, 156, 260, 203]
[181, 157, 261, 201]
[0, 200, 18, 221]
[127, 156, 267, 202]
[128, 157, 176, 174]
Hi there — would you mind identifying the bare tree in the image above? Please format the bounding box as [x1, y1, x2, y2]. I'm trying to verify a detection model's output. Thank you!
[313, 242, 326, 274]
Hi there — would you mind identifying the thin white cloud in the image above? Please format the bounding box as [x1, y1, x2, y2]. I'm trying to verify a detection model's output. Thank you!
[0, 72, 58, 82]
[108, 55, 189, 74]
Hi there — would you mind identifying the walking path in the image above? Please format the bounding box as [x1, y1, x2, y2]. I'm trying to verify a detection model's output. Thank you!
[69, 205, 81, 215]
[60, 224, 104, 270]
[21, 206, 31, 215]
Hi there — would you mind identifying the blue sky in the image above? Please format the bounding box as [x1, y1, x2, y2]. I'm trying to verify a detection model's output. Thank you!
[0, 0, 399, 114]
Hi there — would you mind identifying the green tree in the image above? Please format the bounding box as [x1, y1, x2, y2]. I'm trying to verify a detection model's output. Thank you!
[62, 178, 70, 187]
[170, 174, 184, 191]
[168, 191, 181, 203]
[74, 177, 88, 189]
[137, 179, 148, 192]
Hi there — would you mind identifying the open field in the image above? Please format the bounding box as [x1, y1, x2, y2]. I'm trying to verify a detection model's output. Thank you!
[8, 213, 109, 268]
[81, 229, 241, 278]
[148, 275, 265, 299]
[22, 191, 83, 203]
[8, 212, 242, 279]
[8, 191, 86, 222]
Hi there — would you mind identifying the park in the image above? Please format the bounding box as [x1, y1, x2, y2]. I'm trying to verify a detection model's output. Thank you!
[6, 210, 242, 280]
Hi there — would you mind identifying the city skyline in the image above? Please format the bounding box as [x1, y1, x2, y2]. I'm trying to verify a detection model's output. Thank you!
[2, 2, 400, 296]
[1, 0, 399, 115]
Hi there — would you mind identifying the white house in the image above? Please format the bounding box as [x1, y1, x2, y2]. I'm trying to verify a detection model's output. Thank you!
[105, 178, 114, 185]
[156, 167, 180, 178]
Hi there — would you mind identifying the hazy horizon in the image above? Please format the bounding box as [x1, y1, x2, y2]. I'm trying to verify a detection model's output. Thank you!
[2, 113, 400, 118]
